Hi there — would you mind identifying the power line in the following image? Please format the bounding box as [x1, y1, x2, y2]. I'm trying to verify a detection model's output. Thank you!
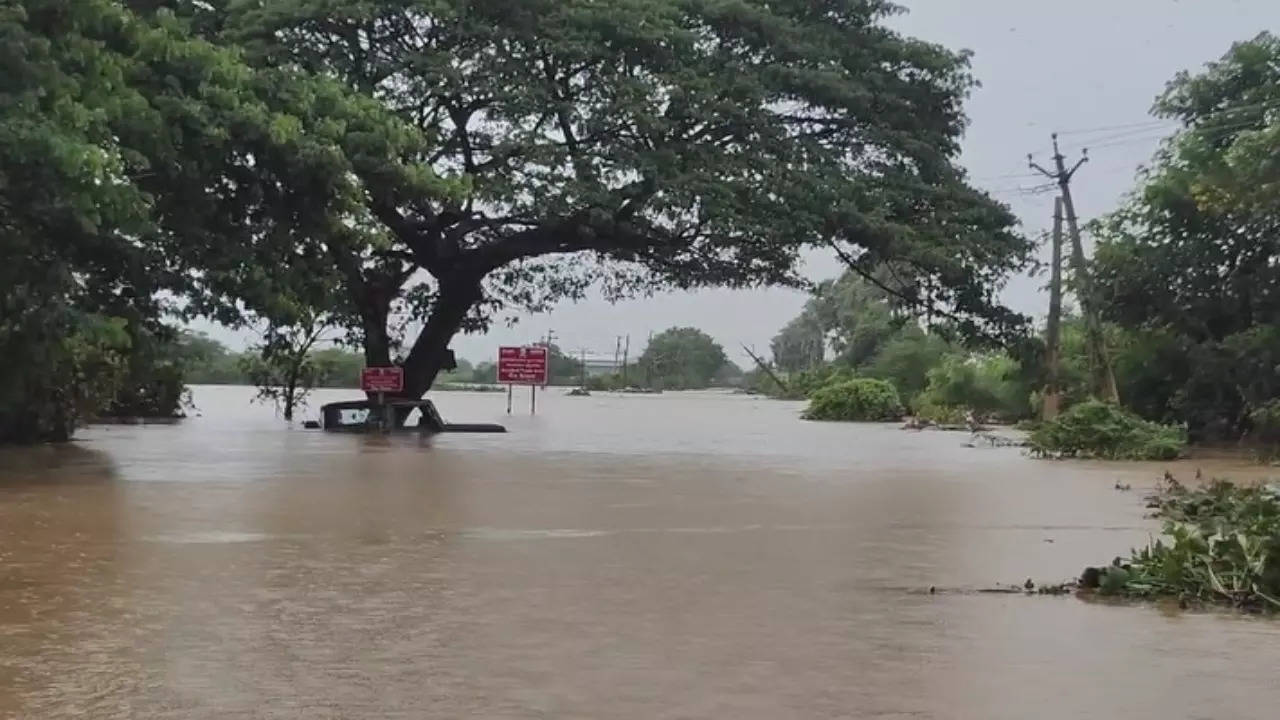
[1050, 96, 1280, 139]
[1053, 118, 1171, 137]
[986, 181, 1058, 196]
[1073, 115, 1273, 153]
[970, 170, 1045, 182]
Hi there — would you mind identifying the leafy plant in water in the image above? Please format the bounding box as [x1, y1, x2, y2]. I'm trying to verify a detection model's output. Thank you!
[802, 378, 903, 422]
[1029, 400, 1186, 460]
[1092, 479, 1280, 611]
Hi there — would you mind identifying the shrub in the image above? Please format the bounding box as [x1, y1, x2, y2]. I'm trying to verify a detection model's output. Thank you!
[1029, 400, 1186, 460]
[915, 353, 1031, 421]
[802, 378, 904, 422]
[782, 365, 857, 400]
[1250, 400, 1280, 442]
[1249, 400, 1280, 462]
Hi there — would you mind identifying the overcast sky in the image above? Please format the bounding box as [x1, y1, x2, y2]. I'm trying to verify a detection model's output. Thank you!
[193, 0, 1280, 365]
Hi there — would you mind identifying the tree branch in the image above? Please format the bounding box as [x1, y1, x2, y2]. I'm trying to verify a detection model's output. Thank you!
[831, 243, 951, 323]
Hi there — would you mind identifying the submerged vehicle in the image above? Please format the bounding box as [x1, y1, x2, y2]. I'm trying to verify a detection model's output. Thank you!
[316, 399, 505, 434]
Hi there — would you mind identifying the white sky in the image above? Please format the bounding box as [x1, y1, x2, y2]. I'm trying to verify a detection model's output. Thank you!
[192, 0, 1280, 365]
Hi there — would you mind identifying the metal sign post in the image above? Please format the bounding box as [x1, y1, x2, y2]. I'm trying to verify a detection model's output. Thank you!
[361, 366, 404, 432]
[498, 346, 549, 416]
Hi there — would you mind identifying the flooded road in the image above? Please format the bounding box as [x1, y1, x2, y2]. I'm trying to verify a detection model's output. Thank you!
[3, 386, 1279, 719]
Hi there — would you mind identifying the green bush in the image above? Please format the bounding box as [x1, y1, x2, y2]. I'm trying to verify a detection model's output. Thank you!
[802, 378, 904, 422]
[1249, 400, 1280, 462]
[1250, 400, 1280, 443]
[776, 365, 856, 400]
[915, 353, 1031, 421]
[1029, 400, 1186, 460]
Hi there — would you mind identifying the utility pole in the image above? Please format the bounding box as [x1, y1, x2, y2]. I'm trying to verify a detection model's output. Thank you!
[1030, 135, 1120, 405]
[542, 329, 555, 387]
[621, 334, 630, 385]
[614, 336, 623, 373]
[644, 331, 654, 389]
[1042, 197, 1065, 421]
[579, 348, 587, 389]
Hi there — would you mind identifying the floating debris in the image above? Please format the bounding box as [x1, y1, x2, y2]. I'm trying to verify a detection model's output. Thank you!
[964, 432, 1028, 449]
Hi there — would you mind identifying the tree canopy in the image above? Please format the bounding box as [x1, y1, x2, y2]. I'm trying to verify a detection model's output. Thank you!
[1092, 32, 1280, 439]
[638, 327, 730, 390]
[172, 0, 1031, 397]
[4, 0, 1035, 442]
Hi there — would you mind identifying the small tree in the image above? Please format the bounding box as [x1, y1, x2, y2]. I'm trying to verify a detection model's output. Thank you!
[242, 316, 334, 421]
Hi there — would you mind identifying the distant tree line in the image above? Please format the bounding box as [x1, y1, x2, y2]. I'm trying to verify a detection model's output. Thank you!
[183, 325, 743, 396]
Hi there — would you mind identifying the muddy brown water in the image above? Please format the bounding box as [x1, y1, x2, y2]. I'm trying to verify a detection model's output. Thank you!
[3, 386, 1280, 719]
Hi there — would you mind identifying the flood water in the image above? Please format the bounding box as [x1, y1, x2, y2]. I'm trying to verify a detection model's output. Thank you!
[3, 386, 1280, 719]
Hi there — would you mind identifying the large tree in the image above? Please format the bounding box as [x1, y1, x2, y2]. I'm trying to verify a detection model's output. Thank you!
[1, 0, 428, 440]
[638, 327, 730, 390]
[157, 0, 1032, 400]
[1092, 32, 1280, 439]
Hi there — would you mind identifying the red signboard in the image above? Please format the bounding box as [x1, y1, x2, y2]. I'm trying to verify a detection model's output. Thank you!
[498, 346, 548, 385]
[361, 366, 404, 393]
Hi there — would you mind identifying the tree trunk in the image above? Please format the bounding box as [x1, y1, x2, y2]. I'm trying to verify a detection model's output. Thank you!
[359, 289, 394, 367]
[399, 273, 484, 400]
[283, 363, 298, 421]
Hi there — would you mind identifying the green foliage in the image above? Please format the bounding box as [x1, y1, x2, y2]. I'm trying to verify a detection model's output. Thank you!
[0, 305, 131, 444]
[309, 348, 365, 388]
[584, 374, 626, 392]
[1250, 400, 1280, 445]
[1093, 478, 1280, 611]
[796, 367, 858, 399]
[767, 268, 1035, 419]
[862, 329, 953, 403]
[802, 379, 904, 423]
[1248, 400, 1280, 461]
[1029, 401, 1186, 461]
[638, 328, 729, 390]
[1091, 33, 1280, 441]
[770, 313, 826, 374]
[468, 362, 498, 385]
[2, 0, 1034, 430]
[916, 353, 1031, 421]
[241, 318, 332, 421]
[208, 0, 1030, 397]
[914, 402, 968, 426]
[102, 323, 192, 419]
[1, 0, 425, 440]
